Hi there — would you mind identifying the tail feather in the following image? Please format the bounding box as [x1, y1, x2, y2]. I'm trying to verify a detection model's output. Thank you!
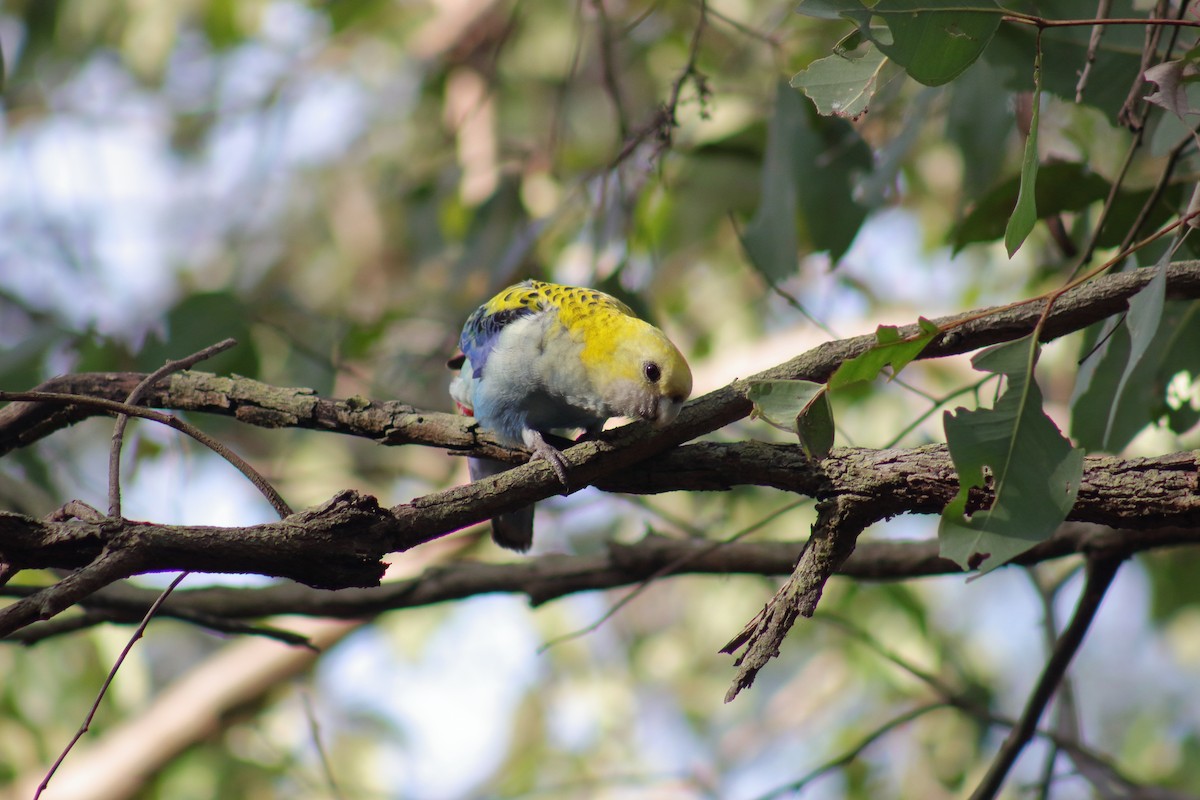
[468, 456, 535, 551]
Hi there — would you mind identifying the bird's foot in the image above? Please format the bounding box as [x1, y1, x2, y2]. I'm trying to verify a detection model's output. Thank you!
[523, 430, 572, 490]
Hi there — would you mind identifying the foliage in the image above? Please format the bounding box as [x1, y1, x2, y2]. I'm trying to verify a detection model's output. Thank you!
[1, 0, 1200, 799]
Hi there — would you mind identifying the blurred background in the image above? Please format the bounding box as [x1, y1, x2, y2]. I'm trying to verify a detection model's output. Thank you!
[1, 0, 1199, 798]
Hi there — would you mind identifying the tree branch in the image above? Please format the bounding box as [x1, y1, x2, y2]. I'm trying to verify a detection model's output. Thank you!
[4, 524, 1197, 642]
[968, 555, 1125, 800]
[0, 444, 1195, 600]
[4, 261, 1199, 461]
[1, 262, 1198, 654]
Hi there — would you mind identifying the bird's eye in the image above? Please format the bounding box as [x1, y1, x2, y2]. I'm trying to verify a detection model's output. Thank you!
[643, 361, 662, 383]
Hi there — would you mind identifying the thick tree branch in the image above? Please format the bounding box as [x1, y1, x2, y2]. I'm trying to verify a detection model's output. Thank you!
[0, 445, 1194, 605]
[4, 525, 1198, 642]
[1, 262, 1198, 646]
[3, 261, 1199, 461]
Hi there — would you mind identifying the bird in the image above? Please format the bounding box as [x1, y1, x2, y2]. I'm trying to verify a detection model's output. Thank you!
[449, 279, 692, 551]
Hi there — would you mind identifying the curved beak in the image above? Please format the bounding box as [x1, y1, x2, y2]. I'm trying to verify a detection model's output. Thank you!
[651, 395, 685, 427]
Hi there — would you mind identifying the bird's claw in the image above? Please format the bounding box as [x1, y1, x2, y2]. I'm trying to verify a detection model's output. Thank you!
[530, 441, 572, 490]
[523, 432, 572, 491]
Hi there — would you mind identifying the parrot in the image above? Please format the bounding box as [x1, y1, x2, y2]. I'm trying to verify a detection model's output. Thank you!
[449, 279, 693, 551]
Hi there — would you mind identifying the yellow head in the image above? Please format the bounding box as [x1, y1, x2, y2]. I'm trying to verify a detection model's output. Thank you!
[579, 313, 693, 426]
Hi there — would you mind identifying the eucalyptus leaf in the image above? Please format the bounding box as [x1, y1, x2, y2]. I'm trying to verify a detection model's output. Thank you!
[828, 318, 940, 388]
[798, 389, 836, 459]
[1004, 47, 1041, 257]
[939, 337, 1084, 573]
[797, 0, 1003, 86]
[1104, 256, 1170, 445]
[1072, 294, 1200, 450]
[983, 0, 1145, 117]
[951, 162, 1108, 253]
[748, 379, 826, 432]
[791, 44, 887, 119]
[740, 82, 872, 279]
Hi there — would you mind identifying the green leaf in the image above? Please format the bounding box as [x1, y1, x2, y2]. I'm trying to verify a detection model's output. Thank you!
[1072, 295, 1200, 450]
[137, 292, 260, 378]
[983, 0, 1145, 117]
[799, 390, 836, 459]
[748, 379, 826, 431]
[872, 0, 1003, 86]
[1003, 44, 1041, 257]
[947, 58, 1014, 204]
[203, 0, 243, 49]
[791, 44, 887, 119]
[740, 87, 801, 283]
[795, 0, 865, 20]
[1104, 258, 1169, 445]
[797, 0, 1003, 86]
[797, 112, 873, 261]
[828, 318, 940, 388]
[740, 82, 872, 279]
[1160, 303, 1200, 435]
[950, 162, 1109, 253]
[748, 380, 836, 458]
[939, 337, 1085, 573]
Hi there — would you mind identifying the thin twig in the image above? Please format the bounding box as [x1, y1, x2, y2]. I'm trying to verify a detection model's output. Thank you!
[0, 390, 292, 519]
[34, 570, 189, 799]
[968, 555, 1125, 800]
[109, 338, 238, 518]
[5, 607, 317, 649]
[818, 608, 1173, 799]
[753, 703, 949, 800]
[697, 0, 781, 47]
[1002, 13, 1200, 29]
[1116, 131, 1197, 257]
[538, 498, 808, 653]
[1118, 0, 1168, 128]
[1076, 126, 1144, 268]
[301, 690, 346, 800]
[591, 0, 629, 141]
[1025, 568, 1077, 800]
[1074, 0, 1113, 102]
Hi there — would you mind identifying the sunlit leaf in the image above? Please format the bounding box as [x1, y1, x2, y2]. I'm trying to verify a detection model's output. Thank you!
[748, 379, 836, 458]
[791, 44, 887, 119]
[828, 318, 940, 388]
[203, 0, 243, 49]
[748, 379, 826, 432]
[939, 337, 1085, 573]
[797, 0, 1003, 86]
